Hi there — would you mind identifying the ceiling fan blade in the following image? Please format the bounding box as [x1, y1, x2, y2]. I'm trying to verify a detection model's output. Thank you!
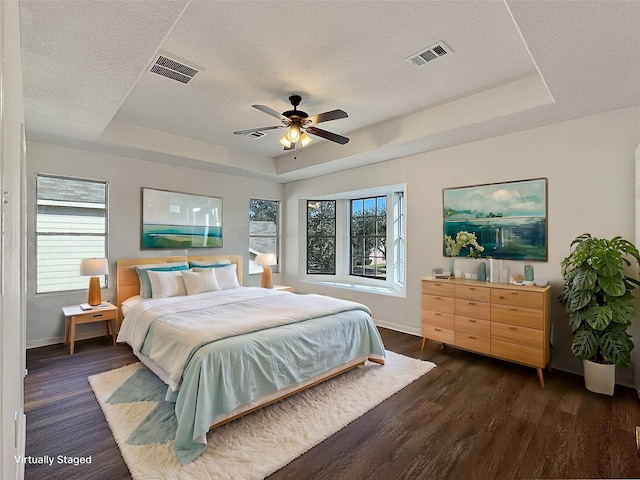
[233, 125, 285, 135]
[252, 104, 289, 123]
[306, 109, 348, 125]
[306, 126, 350, 145]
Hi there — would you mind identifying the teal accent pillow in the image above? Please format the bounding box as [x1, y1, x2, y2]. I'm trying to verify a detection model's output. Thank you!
[134, 262, 189, 298]
[188, 260, 231, 269]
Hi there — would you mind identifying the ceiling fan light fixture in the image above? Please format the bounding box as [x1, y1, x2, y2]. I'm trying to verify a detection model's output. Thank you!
[286, 124, 301, 142]
[279, 135, 292, 148]
[300, 132, 312, 147]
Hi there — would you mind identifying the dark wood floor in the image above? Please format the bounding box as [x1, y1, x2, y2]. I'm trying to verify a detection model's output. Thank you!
[25, 328, 640, 480]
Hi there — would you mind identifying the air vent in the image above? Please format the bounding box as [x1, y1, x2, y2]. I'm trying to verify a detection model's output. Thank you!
[406, 41, 452, 68]
[149, 54, 200, 84]
[246, 131, 268, 139]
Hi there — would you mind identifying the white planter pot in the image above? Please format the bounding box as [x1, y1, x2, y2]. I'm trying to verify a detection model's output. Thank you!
[583, 359, 615, 396]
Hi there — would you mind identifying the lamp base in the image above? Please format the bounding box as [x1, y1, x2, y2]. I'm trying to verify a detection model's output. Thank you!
[261, 267, 273, 289]
[87, 276, 102, 306]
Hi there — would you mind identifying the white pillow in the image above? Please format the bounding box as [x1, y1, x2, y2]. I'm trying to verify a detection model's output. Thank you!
[181, 269, 220, 295]
[148, 269, 188, 298]
[196, 264, 239, 290]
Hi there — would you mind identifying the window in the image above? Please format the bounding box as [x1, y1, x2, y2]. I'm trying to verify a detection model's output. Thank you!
[306, 200, 336, 274]
[350, 196, 386, 279]
[303, 187, 405, 295]
[249, 198, 280, 274]
[36, 174, 108, 294]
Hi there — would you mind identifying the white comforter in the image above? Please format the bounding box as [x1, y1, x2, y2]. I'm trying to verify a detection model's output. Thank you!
[117, 287, 372, 391]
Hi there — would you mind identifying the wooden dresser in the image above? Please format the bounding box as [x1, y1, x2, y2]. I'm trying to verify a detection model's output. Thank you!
[421, 277, 551, 387]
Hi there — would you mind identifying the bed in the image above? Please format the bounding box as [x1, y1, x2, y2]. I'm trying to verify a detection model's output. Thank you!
[115, 255, 386, 465]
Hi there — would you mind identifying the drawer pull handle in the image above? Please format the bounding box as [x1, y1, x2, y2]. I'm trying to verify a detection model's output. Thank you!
[510, 308, 518, 311]
[435, 297, 442, 300]
[435, 328, 442, 332]
[469, 288, 475, 291]
[434, 283, 441, 286]
[510, 327, 518, 331]
[92, 314, 103, 318]
[469, 319, 476, 323]
[468, 302, 476, 305]
[469, 336, 476, 339]
[434, 313, 442, 316]
[510, 292, 519, 296]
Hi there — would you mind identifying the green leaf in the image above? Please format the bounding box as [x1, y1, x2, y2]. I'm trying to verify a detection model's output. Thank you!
[600, 330, 634, 367]
[590, 248, 622, 277]
[567, 290, 592, 313]
[571, 327, 599, 360]
[607, 293, 636, 323]
[598, 274, 626, 297]
[572, 266, 597, 290]
[585, 305, 613, 330]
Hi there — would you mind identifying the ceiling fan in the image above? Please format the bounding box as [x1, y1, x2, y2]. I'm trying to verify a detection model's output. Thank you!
[233, 95, 349, 150]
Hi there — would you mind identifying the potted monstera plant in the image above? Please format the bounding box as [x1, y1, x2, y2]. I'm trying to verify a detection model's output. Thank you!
[559, 233, 640, 395]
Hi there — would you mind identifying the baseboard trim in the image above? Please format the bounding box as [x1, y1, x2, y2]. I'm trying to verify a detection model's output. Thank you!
[26, 328, 111, 349]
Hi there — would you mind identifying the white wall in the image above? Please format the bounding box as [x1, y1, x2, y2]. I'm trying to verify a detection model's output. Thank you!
[284, 105, 640, 385]
[1, 0, 27, 477]
[26, 141, 284, 347]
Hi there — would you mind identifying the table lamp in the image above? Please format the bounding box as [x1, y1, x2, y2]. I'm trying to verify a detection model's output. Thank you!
[80, 258, 108, 305]
[255, 253, 277, 289]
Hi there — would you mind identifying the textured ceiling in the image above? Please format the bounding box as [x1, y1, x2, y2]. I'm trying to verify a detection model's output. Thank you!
[19, 0, 640, 182]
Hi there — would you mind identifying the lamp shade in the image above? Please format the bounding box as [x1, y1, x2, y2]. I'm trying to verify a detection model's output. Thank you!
[255, 253, 277, 267]
[80, 258, 109, 276]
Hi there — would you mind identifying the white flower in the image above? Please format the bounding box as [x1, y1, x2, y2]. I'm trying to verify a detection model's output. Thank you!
[444, 231, 484, 257]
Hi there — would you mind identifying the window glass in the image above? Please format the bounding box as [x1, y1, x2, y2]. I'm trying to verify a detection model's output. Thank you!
[307, 200, 336, 274]
[36, 174, 108, 293]
[249, 198, 279, 274]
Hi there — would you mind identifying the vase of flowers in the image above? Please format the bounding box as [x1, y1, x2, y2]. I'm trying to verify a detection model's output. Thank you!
[444, 231, 484, 277]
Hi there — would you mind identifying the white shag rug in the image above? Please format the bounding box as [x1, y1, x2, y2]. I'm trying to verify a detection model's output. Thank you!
[88, 350, 436, 479]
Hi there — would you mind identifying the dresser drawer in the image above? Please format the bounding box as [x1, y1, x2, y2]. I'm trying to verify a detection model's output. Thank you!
[491, 289, 543, 309]
[422, 324, 454, 344]
[491, 322, 543, 349]
[491, 304, 543, 329]
[456, 332, 490, 355]
[422, 294, 455, 314]
[422, 280, 455, 297]
[491, 339, 545, 367]
[455, 284, 490, 302]
[455, 299, 491, 320]
[422, 310, 454, 330]
[455, 316, 490, 337]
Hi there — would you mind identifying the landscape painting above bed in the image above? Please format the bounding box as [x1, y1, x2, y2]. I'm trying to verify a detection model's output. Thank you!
[443, 178, 548, 260]
[141, 188, 223, 249]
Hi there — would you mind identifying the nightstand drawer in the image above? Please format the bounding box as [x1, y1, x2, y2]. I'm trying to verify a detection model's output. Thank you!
[75, 310, 116, 324]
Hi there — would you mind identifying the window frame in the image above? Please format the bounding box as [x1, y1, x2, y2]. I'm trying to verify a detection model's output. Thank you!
[301, 185, 406, 296]
[249, 198, 281, 275]
[306, 200, 337, 275]
[35, 173, 109, 295]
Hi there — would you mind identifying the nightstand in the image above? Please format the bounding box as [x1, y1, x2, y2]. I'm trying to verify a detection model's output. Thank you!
[62, 303, 117, 354]
[273, 285, 294, 292]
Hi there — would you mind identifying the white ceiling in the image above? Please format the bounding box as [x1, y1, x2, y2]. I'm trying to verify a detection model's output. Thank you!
[19, 0, 640, 182]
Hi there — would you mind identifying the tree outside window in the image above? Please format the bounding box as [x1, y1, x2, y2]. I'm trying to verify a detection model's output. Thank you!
[307, 200, 336, 274]
[350, 196, 386, 279]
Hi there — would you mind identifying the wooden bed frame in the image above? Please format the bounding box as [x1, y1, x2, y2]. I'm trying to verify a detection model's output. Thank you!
[115, 254, 383, 431]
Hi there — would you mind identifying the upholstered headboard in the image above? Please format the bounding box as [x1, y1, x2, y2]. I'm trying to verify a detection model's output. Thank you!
[115, 255, 244, 327]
